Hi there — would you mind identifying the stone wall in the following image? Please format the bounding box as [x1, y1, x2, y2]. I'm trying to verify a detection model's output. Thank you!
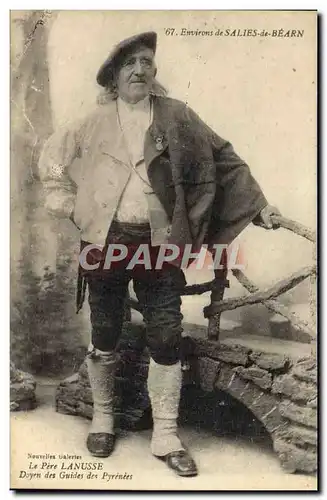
[193, 339, 317, 474]
[55, 323, 317, 475]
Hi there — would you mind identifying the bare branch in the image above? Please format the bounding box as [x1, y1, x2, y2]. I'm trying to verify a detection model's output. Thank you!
[271, 215, 316, 243]
[204, 266, 316, 317]
[232, 269, 315, 340]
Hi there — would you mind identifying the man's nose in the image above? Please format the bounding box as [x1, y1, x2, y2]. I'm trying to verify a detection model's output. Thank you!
[133, 60, 145, 75]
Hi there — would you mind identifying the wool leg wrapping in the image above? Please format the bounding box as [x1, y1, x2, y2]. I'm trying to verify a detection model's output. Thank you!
[147, 358, 184, 456]
[86, 349, 116, 434]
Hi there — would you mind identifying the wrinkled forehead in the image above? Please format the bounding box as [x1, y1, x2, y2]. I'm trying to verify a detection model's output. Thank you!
[117, 45, 155, 67]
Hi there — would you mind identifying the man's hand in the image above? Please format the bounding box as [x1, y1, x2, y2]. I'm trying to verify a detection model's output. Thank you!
[253, 204, 281, 229]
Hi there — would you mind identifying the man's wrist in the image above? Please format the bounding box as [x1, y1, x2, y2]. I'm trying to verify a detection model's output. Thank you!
[252, 203, 268, 225]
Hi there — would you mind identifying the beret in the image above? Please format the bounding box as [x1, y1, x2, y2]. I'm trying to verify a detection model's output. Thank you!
[96, 31, 157, 87]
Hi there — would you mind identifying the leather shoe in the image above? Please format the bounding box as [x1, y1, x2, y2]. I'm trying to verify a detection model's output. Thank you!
[156, 450, 198, 477]
[86, 433, 115, 458]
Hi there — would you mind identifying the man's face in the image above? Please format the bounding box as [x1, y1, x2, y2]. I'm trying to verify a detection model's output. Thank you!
[115, 46, 156, 104]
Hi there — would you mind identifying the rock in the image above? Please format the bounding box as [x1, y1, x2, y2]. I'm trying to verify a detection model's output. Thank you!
[196, 339, 250, 366]
[197, 358, 220, 392]
[292, 358, 317, 384]
[279, 400, 317, 429]
[81, 387, 93, 405]
[272, 374, 317, 403]
[215, 364, 237, 389]
[275, 423, 317, 447]
[216, 366, 282, 432]
[56, 400, 78, 416]
[235, 366, 272, 390]
[273, 438, 317, 473]
[78, 361, 89, 380]
[307, 397, 317, 408]
[269, 314, 292, 341]
[260, 405, 283, 434]
[217, 343, 251, 366]
[249, 391, 283, 432]
[250, 352, 291, 373]
[10, 363, 37, 411]
[60, 373, 79, 386]
[77, 401, 93, 420]
[10, 402, 19, 411]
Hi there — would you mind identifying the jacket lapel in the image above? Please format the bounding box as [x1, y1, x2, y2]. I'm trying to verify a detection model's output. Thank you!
[96, 97, 169, 171]
[144, 95, 169, 168]
[96, 101, 130, 170]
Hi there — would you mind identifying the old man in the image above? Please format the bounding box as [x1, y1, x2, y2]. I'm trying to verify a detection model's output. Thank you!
[39, 31, 280, 477]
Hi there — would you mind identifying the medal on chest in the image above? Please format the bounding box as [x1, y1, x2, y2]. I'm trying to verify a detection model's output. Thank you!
[155, 136, 164, 151]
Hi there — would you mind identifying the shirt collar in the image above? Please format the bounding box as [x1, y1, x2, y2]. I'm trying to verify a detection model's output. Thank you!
[117, 95, 151, 115]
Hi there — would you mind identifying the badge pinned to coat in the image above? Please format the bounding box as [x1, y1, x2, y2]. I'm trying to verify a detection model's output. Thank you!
[155, 136, 164, 151]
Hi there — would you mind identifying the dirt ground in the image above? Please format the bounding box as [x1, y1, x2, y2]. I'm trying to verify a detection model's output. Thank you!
[10, 381, 317, 492]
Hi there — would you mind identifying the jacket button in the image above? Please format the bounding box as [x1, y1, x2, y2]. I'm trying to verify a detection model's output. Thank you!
[167, 227, 171, 234]
[102, 202, 108, 208]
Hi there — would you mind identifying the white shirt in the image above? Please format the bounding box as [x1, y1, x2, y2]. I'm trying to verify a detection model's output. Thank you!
[117, 95, 152, 166]
[115, 96, 152, 223]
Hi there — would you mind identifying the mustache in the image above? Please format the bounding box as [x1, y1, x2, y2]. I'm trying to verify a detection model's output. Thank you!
[129, 78, 147, 83]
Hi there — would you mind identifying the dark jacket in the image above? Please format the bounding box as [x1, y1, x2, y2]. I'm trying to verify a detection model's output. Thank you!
[145, 95, 267, 248]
